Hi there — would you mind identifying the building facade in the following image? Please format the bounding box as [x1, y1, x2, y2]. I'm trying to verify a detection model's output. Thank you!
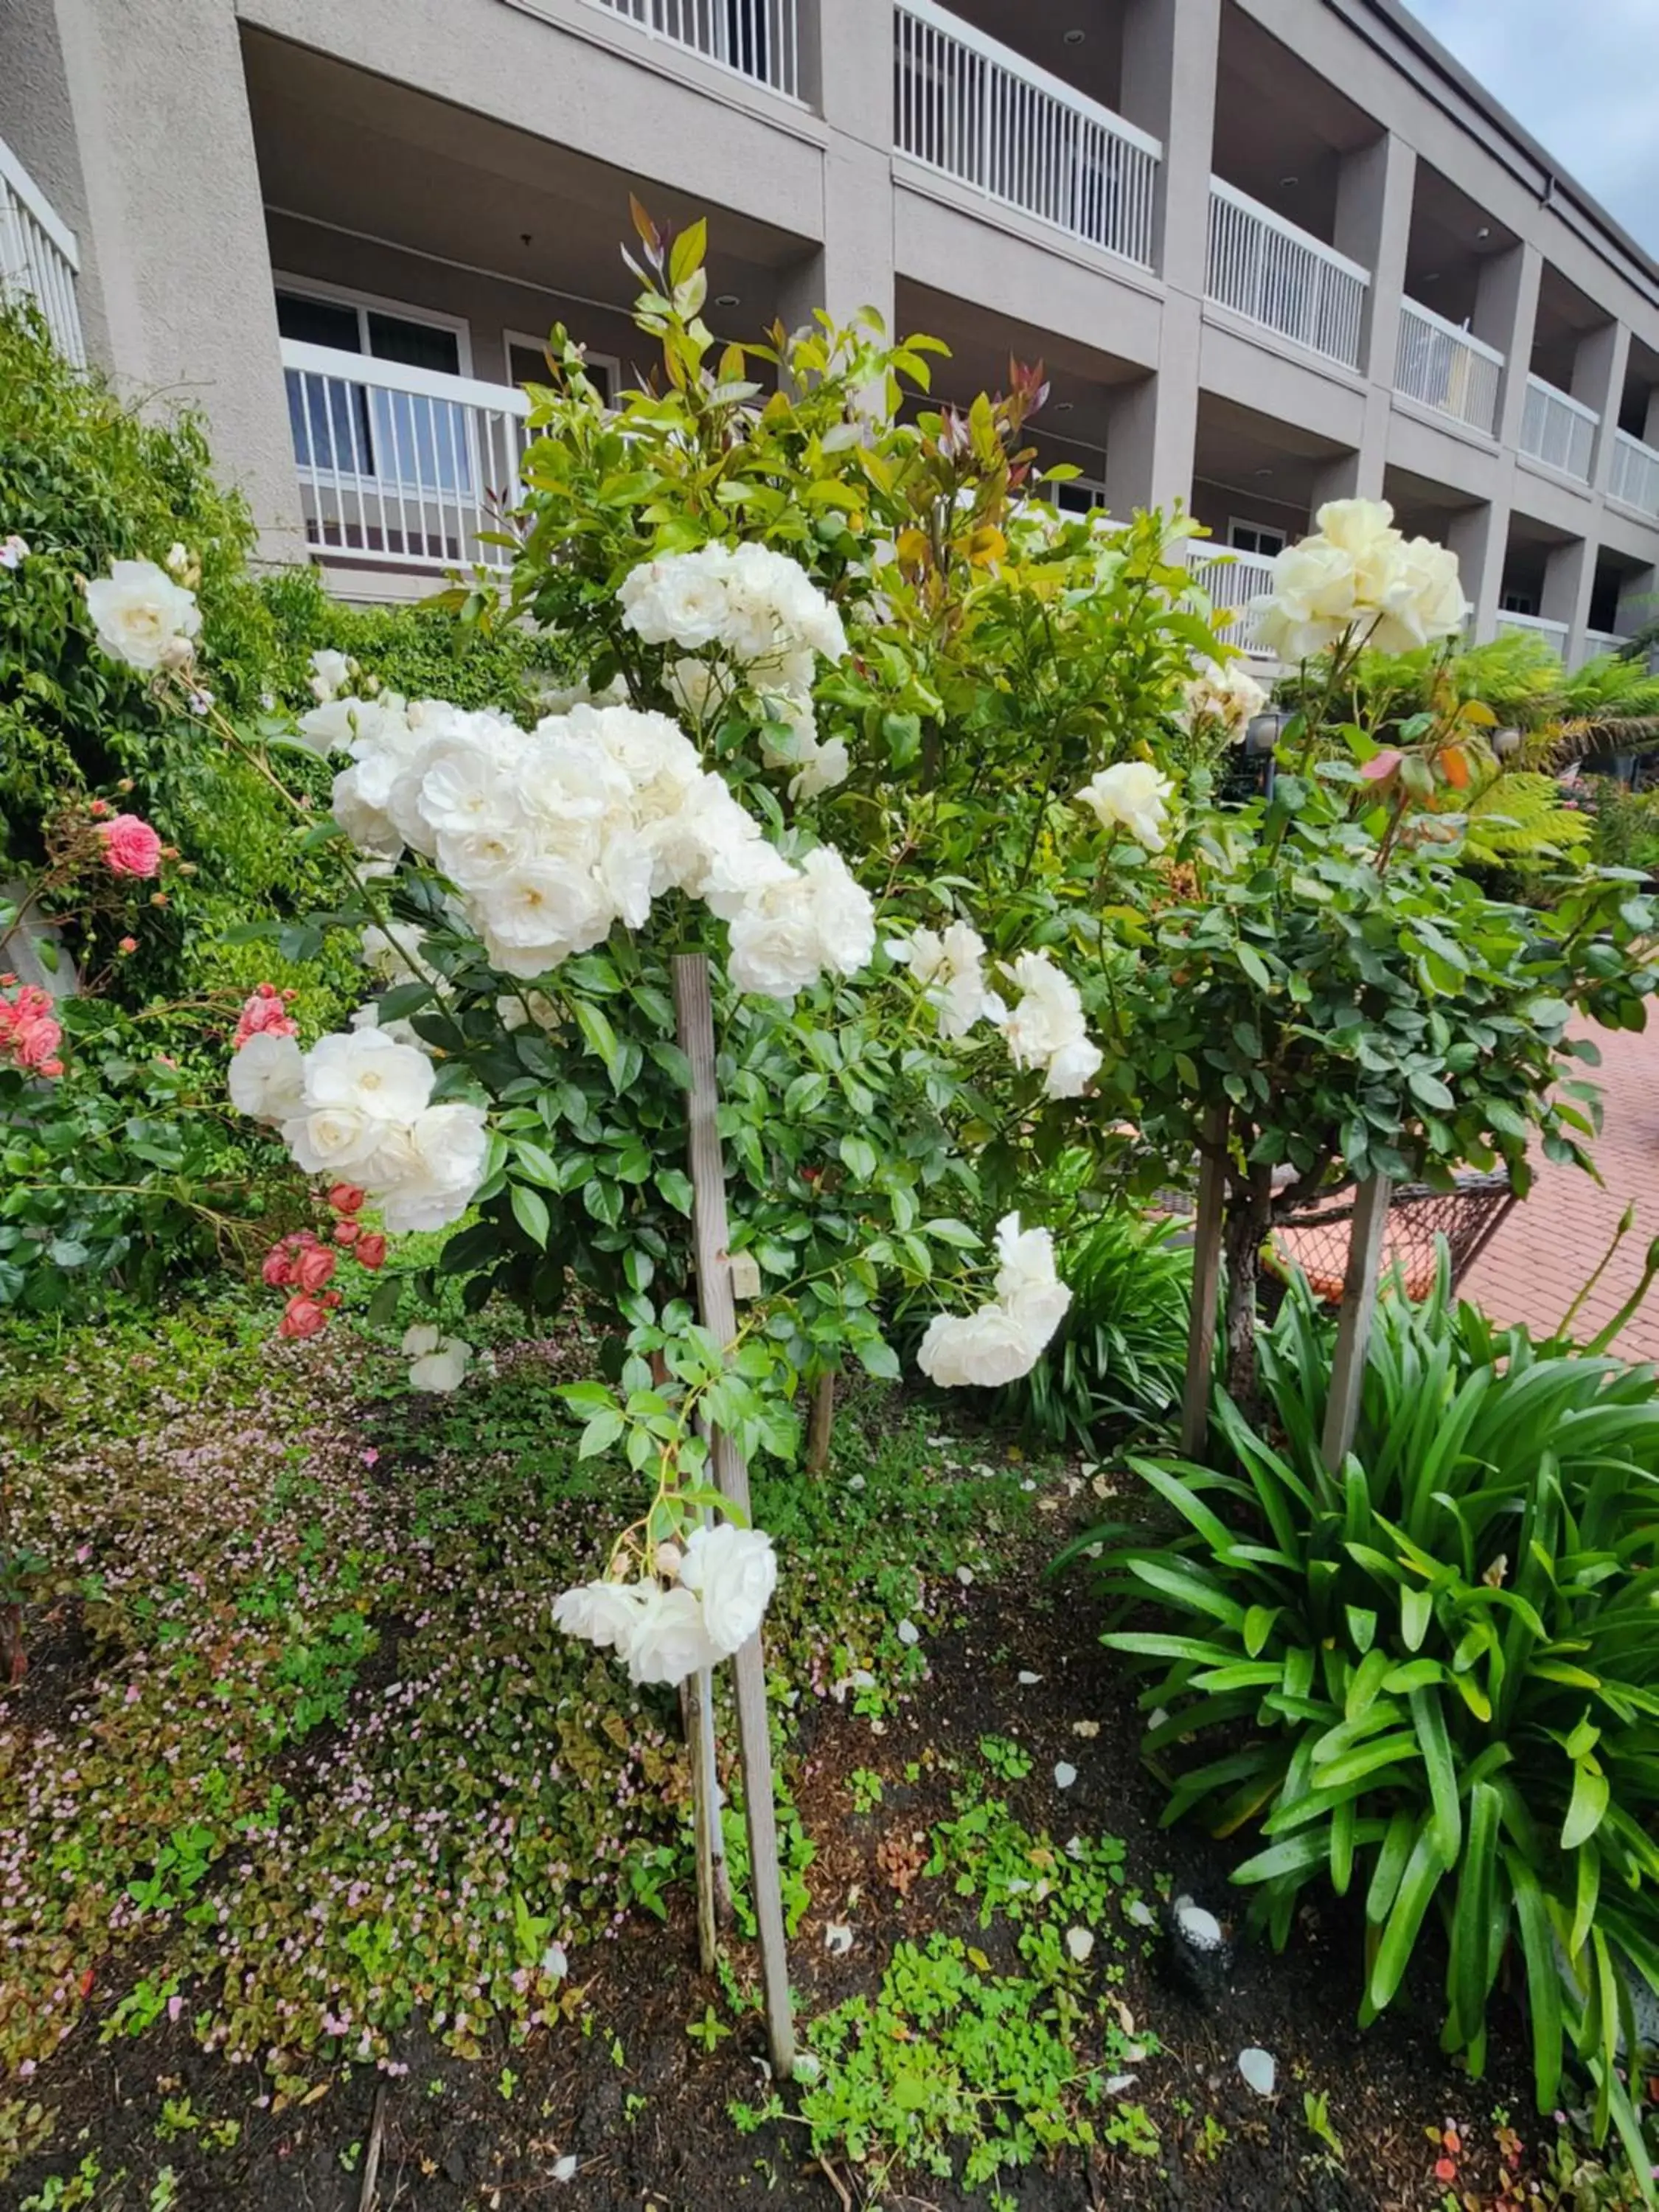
[7, 0, 1659, 662]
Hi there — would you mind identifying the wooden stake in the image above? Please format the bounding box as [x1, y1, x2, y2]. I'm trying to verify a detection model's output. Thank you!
[1180, 1103, 1228, 1460]
[1321, 1173, 1392, 1473]
[672, 952, 796, 2079]
[685, 1665, 719, 1972]
[804, 1369, 837, 1475]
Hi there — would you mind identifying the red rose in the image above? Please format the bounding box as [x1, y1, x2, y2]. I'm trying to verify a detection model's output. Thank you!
[328, 1183, 366, 1214]
[333, 1220, 361, 1247]
[355, 1233, 387, 1271]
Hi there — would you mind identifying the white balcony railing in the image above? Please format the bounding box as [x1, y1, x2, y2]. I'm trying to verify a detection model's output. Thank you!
[1186, 543, 1282, 658]
[1609, 428, 1659, 522]
[1394, 300, 1502, 437]
[0, 133, 84, 365]
[894, 0, 1160, 269]
[281, 341, 532, 572]
[1206, 180, 1368, 371]
[1520, 375, 1597, 483]
[581, 0, 800, 96]
[1495, 610, 1570, 658]
[1575, 627, 1627, 669]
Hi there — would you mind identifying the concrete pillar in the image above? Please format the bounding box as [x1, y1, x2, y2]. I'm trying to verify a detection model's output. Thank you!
[1478, 242, 1541, 453]
[1542, 538, 1593, 661]
[1616, 564, 1656, 636]
[1116, 0, 1220, 515]
[1573, 319, 1630, 495]
[1336, 133, 1415, 397]
[41, 0, 305, 560]
[1644, 392, 1659, 448]
[779, 0, 895, 338]
[1447, 501, 1506, 642]
[1122, 0, 1221, 302]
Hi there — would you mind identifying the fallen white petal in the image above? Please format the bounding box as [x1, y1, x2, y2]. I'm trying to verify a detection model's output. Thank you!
[1126, 1899, 1157, 1928]
[1104, 2073, 1138, 2096]
[897, 1620, 921, 1646]
[1073, 1719, 1100, 1739]
[1238, 2048, 1276, 2097]
[1017, 1670, 1042, 1686]
[1065, 1927, 1094, 1963]
[956, 1565, 974, 1586]
[552, 2154, 578, 2183]
[847, 1472, 866, 1492]
[1175, 1899, 1225, 1951]
[1054, 1761, 1078, 1790]
[824, 1921, 855, 1956]
[541, 1942, 568, 1980]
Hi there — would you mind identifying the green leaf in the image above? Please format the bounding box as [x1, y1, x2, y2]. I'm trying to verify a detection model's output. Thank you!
[578, 1408, 625, 1458]
[839, 1134, 879, 1183]
[1562, 1761, 1610, 1851]
[510, 1182, 551, 1249]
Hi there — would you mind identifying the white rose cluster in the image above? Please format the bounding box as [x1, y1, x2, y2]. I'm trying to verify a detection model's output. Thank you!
[1181, 658, 1268, 741]
[552, 1523, 778, 1688]
[888, 922, 1005, 1042]
[300, 692, 874, 1001]
[228, 1023, 490, 1234]
[999, 949, 1104, 1099]
[627, 544, 852, 802]
[1251, 498, 1467, 663]
[917, 1214, 1072, 1388]
[84, 559, 201, 674]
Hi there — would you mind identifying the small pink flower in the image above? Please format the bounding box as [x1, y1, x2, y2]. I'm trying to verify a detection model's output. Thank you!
[328, 1183, 366, 1214]
[97, 814, 163, 877]
[118, 935, 139, 955]
[355, 1233, 387, 1272]
[233, 982, 300, 1051]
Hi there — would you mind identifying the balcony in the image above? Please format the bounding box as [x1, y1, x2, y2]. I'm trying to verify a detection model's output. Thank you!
[1495, 609, 1569, 658]
[1187, 543, 1281, 658]
[579, 0, 801, 97]
[1205, 181, 1368, 372]
[1394, 301, 1502, 438]
[281, 341, 531, 572]
[1519, 375, 1597, 484]
[1609, 428, 1659, 523]
[1, 132, 84, 365]
[893, 0, 1161, 271]
[1575, 627, 1627, 669]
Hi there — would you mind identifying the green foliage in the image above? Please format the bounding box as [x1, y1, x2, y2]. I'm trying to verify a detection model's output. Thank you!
[1074, 1262, 1659, 2165]
[1588, 783, 1659, 877]
[1001, 1205, 1192, 1446]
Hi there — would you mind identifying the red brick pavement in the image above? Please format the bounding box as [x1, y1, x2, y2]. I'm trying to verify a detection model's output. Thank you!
[1461, 1017, 1659, 1361]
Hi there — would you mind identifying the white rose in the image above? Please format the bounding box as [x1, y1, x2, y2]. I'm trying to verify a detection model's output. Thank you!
[374, 1102, 490, 1234]
[1372, 537, 1467, 655]
[1311, 498, 1402, 603]
[1043, 1035, 1103, 1099]
[893, 921, 1000, 1042]
[552, 1577, 651, 1654]
[619, 547, 734, 650]
[283, 1104, 387, 1178]
[799, 846, 875, 978]
[402, 1322, 442, 1357]
[309, 648, 354, 703]
[1251, 538, 1360, 662]
[790, 735, 850, 803]
[1077, 761, 1173, 851]
[678, 1524, 778, 1659]
[1183, 658, 1267, 740]
[228, 1032, 306, 1126]
[84, 560, 201, 672]
[303, 1027, 434, 1126]
[408, 1335, 471, 1393]
[992, 1214, 1072, 1343]
[622, 1584, 722, 1686]
[917, 1305, 1045, 1389]
[727, 866, 821, 998]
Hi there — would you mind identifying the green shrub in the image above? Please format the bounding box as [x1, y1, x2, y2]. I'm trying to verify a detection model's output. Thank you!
[1068, 1261, 1659, 2168]
[999, 1207, 1191, 1445]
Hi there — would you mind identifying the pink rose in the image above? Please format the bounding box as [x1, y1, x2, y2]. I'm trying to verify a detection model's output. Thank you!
[355, 1233, 387, 1271]
[97, 814, 163, 878]
[233, 982, 300, 1051]
[13, 1015, 61, 1068]
[333, 1220, 361, 1247]
[279, 1294, 328, 1340]
[262, 1248, 293, 1288]
[328, 1183, 366, 1214]
[295, 1246, 337, 1294]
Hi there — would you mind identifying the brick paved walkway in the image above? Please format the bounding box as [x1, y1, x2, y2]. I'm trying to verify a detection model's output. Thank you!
[1461, 1017, 1659, 1361]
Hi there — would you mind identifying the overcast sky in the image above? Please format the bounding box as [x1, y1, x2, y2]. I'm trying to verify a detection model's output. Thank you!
[1407, 0, 1659, 252]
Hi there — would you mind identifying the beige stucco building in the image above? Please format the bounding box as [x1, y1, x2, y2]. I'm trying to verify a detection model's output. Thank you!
[7, 0, 1659, 659]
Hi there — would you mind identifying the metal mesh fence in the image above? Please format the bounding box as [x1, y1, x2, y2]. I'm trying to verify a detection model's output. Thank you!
[1269, 1172, 1515, 1304]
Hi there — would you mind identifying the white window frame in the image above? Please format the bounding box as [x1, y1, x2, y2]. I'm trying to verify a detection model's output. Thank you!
[1500, 590, 1538, 616]
[274, 271, 474, 372]
[503, 327, 622, 404]
[1228, 517, 1288, 557]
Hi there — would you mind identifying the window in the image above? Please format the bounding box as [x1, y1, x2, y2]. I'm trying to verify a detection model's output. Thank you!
[1500, 591, 1537, 616]
[276, 281, 473, 496]
[1053, 477, 1110, 516]
[504, 331, 621, 408]
[1228, 520, 1287, 557]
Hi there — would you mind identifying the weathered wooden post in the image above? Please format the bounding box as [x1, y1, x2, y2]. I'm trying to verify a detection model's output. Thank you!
[1179, 1103, 1229, 1460]
[671, 951, 795, 2078]
[1320, 1174, 1392, 1472]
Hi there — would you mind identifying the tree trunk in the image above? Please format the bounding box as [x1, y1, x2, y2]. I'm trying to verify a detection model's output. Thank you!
[804, 1370, 837, 1475]
[1222, 1164, 1275, 1413]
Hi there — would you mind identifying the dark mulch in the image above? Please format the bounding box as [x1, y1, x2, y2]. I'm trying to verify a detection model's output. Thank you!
[10, 1558, 1538, 2212]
